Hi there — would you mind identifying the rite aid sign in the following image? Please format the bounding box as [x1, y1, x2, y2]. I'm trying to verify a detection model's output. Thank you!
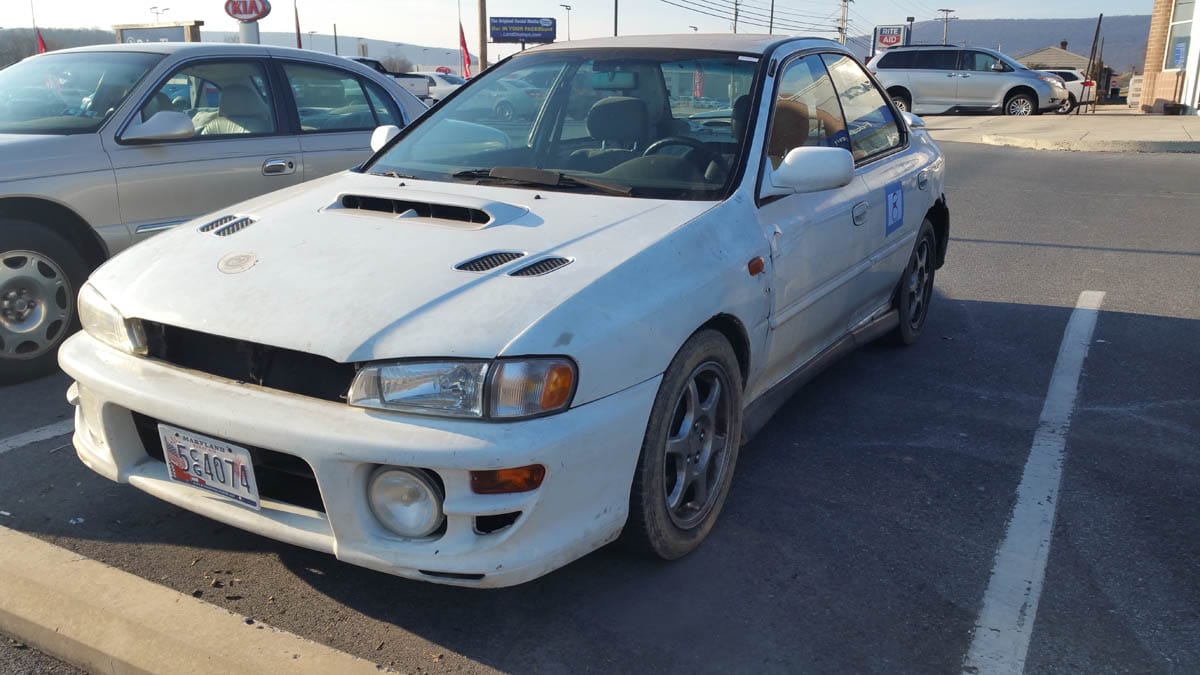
[225, 0, 271, 23]
[873, 25, 907, 54]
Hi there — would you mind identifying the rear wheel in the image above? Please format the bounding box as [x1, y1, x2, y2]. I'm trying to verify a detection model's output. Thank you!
[1004, 92, 1036, 116]
[890, 219, 937, 346]
[890, 90, 912, 113]
[0, 220, 89, 384]
[624, 330, 743, 560]
[1055, 93, 1078, 115]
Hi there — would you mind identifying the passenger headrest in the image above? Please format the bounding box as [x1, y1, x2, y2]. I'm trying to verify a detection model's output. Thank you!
[219, 84, 267, 118]
[586, 96, 648, 145]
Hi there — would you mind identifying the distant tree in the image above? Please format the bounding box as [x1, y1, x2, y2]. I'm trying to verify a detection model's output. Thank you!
[380, 56, 413, 73]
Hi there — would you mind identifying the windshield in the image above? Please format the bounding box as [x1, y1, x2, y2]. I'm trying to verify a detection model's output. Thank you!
[367, 49, 761, 200]
[0, 51, 163, 135]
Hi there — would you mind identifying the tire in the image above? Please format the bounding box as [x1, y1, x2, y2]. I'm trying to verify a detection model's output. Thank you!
[0, 220, 89, 385]
[1055, 93, 1077, 115]
[890, 219, 937, 346]
[494, 100, 515, 121]
[890, 91, 912, 113]
[624, 329, 744, 560]
[1004, 92, 1036, 116]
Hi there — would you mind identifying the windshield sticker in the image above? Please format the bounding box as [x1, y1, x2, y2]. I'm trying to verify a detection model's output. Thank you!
[885, 181, 904, 236]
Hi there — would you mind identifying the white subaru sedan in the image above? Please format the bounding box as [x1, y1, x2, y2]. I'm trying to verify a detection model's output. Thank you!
[60, 34, 948, 587]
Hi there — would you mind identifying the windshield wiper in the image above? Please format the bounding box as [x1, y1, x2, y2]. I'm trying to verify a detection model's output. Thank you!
[369, 170, 419, 179]
[452, 166, 634, 197]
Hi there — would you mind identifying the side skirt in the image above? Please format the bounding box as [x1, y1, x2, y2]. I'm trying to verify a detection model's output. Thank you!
[741, 307, 900, 443]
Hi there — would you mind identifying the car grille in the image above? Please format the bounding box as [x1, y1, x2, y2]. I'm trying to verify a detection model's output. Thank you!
[142, 321, 356, 404]
[132, 412, 326, 513]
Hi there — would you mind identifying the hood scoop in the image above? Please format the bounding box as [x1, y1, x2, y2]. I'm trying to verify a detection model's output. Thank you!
[509, 256, 573, 277]
[339, 194, 491, 226]
[198, 215, 257, 237]
[454, 251, 526, 272]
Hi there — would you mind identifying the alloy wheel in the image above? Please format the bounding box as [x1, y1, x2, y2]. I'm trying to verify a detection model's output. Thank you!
[663, 361, 734, 530]
[1007, 96, 1034, 115]
[0, 250, 72, 360]
[906, 237, 933, 329]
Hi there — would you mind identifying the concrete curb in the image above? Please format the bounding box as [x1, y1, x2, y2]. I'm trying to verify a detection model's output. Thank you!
[0, 526, 386, 675]
[978, 134, 1200, 153]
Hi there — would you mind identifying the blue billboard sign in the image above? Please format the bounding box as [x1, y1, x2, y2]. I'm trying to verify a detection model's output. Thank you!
[489, 17, 557, 44]
[121, 26, 186, 43]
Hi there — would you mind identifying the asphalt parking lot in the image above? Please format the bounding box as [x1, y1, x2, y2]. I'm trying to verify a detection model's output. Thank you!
[0, 141, 1197, 673]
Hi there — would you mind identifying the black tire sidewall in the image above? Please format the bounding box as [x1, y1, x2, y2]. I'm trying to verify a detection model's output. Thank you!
[893, 219, 936, 345]
[625, 329, 744, 560]
[0, 219, 90, 385]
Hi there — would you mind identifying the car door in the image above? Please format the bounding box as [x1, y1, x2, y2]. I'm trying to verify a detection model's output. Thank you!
[820, 54, 925, 326]
[755, 53, 868, 390]
[104, 57, 302, 240]
[278, 61, 407, 180]
[910, 49, 961, 111]
[955, 50, 1010, 107]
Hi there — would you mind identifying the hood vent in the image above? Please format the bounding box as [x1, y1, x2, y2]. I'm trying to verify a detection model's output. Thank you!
[509, 256, 573, 277]
[454, 251, 526, 272]
[198, 215, 256, 237]
[340, 194, 491, 226]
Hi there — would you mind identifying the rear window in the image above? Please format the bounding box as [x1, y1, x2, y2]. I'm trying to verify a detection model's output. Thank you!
[876, 51, 916, 69]
[915, 50, 960, 70]
[1053, 71, 1080, 82]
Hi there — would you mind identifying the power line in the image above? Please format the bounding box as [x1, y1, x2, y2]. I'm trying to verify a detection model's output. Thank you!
[689, 0, 841, 30]
[660, 0, 839, 32]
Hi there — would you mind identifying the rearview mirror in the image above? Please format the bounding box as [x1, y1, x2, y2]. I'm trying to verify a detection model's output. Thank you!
[761, 146, 854, 197]
[371, 124, 401, 152]
[121, 111, 195, 143]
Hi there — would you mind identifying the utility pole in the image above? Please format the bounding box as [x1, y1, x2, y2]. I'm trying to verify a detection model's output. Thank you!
[477, 0, 487, 70]
[731, 1, 739, 33]
[937, 8, 955, 44]
[769, 0, 775, 33]
[838, 0, 851, 45]
[613, 0, 618, 36]
[332, 23, 338, 54]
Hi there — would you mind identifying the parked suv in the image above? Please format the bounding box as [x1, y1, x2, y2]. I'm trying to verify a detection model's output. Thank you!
[869, 45, 1068, 115]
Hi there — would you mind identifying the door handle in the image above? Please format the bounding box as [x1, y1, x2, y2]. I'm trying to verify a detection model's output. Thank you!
[959, 73, 971, 78]
[262, 158, 296, 176]
[852, 202, 868, 226]
[947, 73, 959, 78]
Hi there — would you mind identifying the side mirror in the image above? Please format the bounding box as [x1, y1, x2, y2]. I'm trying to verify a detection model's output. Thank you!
[371, 124, 402, 152]
[761, 146, 854, 197]
[991, 62, 1006, 72]
[121, 110, 195, 143]
[902, 111, 925, 129]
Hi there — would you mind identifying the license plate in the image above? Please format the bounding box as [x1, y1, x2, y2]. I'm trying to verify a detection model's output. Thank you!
[158, 423, 260, 510]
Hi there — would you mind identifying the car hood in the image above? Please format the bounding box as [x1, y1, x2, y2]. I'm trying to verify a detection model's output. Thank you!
[0, 133, 110, 183]
[90, 171, 715, 363]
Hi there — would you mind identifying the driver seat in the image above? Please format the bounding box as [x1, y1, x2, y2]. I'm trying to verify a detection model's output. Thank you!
[567, 96, 649, 173]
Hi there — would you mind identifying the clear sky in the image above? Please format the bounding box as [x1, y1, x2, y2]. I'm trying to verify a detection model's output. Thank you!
[3, 0, 1153, 58]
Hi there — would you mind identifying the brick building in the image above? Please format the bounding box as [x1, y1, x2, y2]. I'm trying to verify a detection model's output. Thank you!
[1141, 0, 1197, 112]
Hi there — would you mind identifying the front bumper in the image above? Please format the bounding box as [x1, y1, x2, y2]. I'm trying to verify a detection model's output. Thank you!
[59, 332, 659, 587]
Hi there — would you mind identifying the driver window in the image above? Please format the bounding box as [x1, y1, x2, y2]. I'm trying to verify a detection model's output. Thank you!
[766, 55, 847, 168]
[139, 60, 276, 138]
[963, 51, 1004, 72]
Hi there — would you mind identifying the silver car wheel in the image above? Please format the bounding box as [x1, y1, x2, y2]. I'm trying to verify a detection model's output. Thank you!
[906, 237, 933, 329]
[0, 250, 72, 360]
[663, 361, 733, 530]
[1006, 96, 1034, 116]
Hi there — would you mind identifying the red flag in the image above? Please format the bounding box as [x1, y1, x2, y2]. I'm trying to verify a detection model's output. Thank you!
[459, 22, 472, 78]
[36, 28, 48, 54]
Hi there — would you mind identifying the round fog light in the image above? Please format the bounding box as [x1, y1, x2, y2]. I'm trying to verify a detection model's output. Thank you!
[367, 467, 445, 538]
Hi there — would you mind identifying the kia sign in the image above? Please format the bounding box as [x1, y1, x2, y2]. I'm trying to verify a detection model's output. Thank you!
[225, 0, 271, 23]
[873, 25, 907, 55]
[489, 17, 557, 44]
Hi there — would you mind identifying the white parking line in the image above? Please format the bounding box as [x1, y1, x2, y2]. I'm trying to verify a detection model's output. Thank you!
[0, 419, 75, 456]
[963, 290, 1105, 675]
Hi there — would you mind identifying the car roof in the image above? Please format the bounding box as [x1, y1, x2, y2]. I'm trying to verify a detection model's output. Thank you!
[526, 33, 839, 56]
[45, 42, 304, 58]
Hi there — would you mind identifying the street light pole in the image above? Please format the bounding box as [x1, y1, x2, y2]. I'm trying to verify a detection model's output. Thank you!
[149, 6, 169, 23]
[559, 4, 571, 41]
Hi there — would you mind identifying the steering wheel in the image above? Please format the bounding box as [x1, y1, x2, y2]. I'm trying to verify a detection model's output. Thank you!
[642, 136, 727, 177]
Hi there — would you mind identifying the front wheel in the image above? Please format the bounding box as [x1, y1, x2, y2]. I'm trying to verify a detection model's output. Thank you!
[1055, 93, 1077, 115]
[0, 220, 89, 384]
[891, 92, 912, 113]
[890, 220, 937, 346]
[1004, 93, 1036, 116]
[624, 330, 743, 560]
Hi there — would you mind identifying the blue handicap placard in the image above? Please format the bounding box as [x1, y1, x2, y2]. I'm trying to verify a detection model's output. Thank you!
[885, 181, 904, 236]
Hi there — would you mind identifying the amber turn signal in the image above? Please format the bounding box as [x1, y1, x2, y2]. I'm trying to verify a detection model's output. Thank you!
[470, 465, 547, 494]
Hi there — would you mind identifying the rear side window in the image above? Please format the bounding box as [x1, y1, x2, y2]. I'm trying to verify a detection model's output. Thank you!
[876, 51, 916, 69]
[283, 63, 382, 133]
[915, 50, 960, 70]
[821, 54, 902, 162]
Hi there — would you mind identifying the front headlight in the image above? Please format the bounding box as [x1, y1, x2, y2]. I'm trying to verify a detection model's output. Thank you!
[77, 284, 146, 355]
[348, 357, 576, 419]
[1038, 75, 1065, 87]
